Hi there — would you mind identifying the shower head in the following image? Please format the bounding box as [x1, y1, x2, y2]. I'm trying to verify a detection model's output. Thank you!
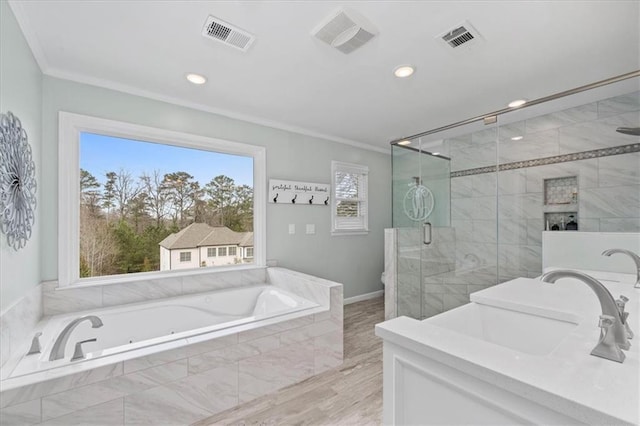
[616, 127, 640, 136]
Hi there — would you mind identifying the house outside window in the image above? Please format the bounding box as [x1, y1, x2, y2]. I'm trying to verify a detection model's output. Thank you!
[180, 252, 191, 262]
[246, 247, 254, 258]
[331, 161, 369, 235]
[159, 224, 253, 270]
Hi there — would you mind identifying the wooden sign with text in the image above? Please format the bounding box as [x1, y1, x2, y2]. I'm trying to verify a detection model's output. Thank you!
[268, 179, 330, 206]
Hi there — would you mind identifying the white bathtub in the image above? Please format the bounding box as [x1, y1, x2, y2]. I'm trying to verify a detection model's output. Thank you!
[6, 285, 319, 380]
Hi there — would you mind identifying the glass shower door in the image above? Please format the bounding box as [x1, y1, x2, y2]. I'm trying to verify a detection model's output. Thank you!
[392, 138, 451, 319]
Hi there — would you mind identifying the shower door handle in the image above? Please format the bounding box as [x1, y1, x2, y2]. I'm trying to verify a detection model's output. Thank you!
[423, 222, 432, 245]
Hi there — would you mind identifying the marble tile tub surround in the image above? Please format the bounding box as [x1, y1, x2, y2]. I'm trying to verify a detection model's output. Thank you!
[0, 271, 343, 425]
[0, 284, 43, 369]
[266, 267, 342, 308]
[41, 267, 267, 316]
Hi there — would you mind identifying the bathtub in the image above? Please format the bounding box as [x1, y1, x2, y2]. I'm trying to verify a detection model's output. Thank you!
[6, 284, 319, 380]
[0, 268, 343, 425]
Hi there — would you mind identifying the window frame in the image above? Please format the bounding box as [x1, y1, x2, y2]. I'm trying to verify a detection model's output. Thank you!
[331, 161, 369, 236]
[207, 247, 216, 258]
[245, 247, 254, 258]
[58, 112, 266, 287]
[179, 252, 192, 262]
[218, 247, 227, 257]
[228, 246, 237, 256]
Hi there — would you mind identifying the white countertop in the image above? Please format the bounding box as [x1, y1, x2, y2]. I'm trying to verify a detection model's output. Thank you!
[375, 270, 640, 425]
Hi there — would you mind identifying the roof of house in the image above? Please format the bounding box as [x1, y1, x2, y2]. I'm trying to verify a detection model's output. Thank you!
[238, 232, 254, 247]
[159, 223, 253, 250]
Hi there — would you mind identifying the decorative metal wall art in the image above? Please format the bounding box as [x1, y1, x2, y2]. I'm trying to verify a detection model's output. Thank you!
[0, 112, 37, 250]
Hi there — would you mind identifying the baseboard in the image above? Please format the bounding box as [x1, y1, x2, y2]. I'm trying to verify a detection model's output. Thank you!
[344, 290, 384, 305]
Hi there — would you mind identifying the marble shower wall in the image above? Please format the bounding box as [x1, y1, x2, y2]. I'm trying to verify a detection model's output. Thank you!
[393, 91, 639, 320]
[451, 90, 639, 296]
[494, 91, 640, 280]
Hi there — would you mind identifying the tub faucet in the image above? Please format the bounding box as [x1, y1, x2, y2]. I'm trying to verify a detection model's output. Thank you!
[49, 315, 103, 361]
[602, 248, 640, 288]
[540, 270, 630, 362]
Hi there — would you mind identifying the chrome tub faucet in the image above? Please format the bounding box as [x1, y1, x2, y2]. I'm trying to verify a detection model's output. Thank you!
[540, 270, 630, 363]
[602, 248, 640, 288]
[49, 315, 103, 361]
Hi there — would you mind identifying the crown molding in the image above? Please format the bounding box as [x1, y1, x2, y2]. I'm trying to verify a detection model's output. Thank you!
[46, 67, 391, 155]
[7, 1, 390, 156]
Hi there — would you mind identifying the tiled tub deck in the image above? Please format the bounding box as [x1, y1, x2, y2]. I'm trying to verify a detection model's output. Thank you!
[0, 267, 343, 425]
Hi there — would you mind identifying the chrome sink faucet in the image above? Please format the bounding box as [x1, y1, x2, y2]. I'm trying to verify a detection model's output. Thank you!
[602, 248, 640, 288]
[540, 270, 630, 363]
[49, 315, 103, 361]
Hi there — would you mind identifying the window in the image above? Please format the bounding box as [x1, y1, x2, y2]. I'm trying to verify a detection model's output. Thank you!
[59, 112, 266, 287]
[246, 247, 254, 258]
[228, 246, 237, 256]
[180, 252, 191, 262]
[218, 247, 227, 257]
[207, 247, 216, 257]
[331, 161, 369, 235]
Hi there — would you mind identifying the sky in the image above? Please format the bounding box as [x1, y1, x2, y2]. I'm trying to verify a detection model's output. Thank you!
[80, 132, 253, 187]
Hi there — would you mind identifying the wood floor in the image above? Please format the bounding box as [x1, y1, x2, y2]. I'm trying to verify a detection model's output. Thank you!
[193, 296, 385, 426]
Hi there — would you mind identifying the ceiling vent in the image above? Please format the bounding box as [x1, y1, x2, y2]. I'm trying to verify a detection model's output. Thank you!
[312, 8, 377, 54]
[202, 15, 255, 52]
[438, 21, 484, 50]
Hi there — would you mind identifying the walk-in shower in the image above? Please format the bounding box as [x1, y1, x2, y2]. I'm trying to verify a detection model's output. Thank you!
[389, 70, 640, 320]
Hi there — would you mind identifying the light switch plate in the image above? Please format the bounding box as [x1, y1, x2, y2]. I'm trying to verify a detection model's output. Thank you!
[306, 224, 316, 235]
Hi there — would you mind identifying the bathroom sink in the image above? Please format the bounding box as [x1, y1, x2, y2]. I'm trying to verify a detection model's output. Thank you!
[427, 303, 578, 356]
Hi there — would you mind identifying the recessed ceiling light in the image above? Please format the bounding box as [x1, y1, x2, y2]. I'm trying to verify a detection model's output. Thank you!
[508, 99, 527, 108]
[397, 140, 412, 145]
[511, 136, 524, 141]
[186, 73, 207, 85]
[394, 65, 415, 78]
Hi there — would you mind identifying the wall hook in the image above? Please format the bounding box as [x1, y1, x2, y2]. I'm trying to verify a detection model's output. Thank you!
[324, 196, 329, 205]
[291, 194, 297, 204]
[309, 195, 314, 204]
[273, 193, 278, 203]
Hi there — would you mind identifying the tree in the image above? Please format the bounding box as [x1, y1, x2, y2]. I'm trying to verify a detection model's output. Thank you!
[106, 168, 141, 219]
[128, 192, 149, 233]
[140, 170, 169, 227]
[102, 171, 117, 222]
[206, 175, 235, 227]
[80, 206, 118, 277]
[80, 169, 102, 216]
[163, 172, 200, 227]
[226, 184, 253, 231]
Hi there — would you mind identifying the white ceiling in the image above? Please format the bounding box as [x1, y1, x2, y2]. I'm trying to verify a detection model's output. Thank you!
[9, 1, 640, 152]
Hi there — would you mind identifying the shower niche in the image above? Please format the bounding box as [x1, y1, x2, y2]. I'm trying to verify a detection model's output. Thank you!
[543, 176, 579, 231]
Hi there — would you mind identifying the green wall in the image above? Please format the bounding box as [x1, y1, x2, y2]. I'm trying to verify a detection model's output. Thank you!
[41, 76, 391, 299]
[0, 0, 42, 310]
